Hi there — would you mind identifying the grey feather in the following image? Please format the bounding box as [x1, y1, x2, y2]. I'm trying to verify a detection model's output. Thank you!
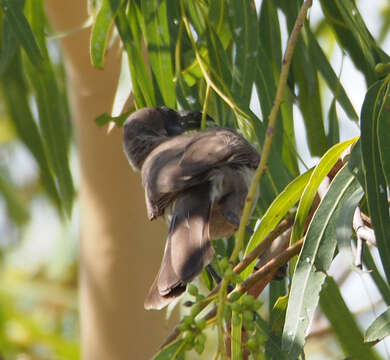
[123, 107, 260, 310]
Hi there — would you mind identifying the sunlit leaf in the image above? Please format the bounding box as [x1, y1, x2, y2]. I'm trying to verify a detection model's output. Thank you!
[243, 169, 313, 279]
[290, 138, 358, 249]
[282, 164, 362, 359]
[90, 0, 122, 68]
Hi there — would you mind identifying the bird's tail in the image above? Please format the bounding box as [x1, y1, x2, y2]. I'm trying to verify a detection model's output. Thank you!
[144, 184, 214, 310]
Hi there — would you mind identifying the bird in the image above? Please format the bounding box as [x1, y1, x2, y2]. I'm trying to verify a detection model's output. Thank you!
[123, 106, 260, 310]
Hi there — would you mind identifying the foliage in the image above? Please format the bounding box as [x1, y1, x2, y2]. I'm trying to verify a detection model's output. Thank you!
[1, 0, 390, 359]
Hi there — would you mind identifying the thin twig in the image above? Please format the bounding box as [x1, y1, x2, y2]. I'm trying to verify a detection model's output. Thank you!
[230, 0, 313, 263]
[233, 215, 294, 274]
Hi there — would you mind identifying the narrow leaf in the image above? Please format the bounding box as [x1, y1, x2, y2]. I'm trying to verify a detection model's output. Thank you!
[243, 169, 314, 279]
[320, 276, 380, 360]
[0, 0, 23, 75]
[90, 0, 121, 68]
[227, 0, 258, 110]
[95, 109, 132, 127]
[1, 52, 61, 209]
[141, 0, 175, 107]
[361, 80, 390, 282]
[326, 99, 340, 148]
[307, 29, 358, 121]
[363, 244, 390, 306]
[0, 0, 43, 69]
[25, 0, 74, 216]
[336, 185, 364, 265]
[114, 3, 154, 108]
[365, 307, 390, 343]
[153, 339, 184, 360]
[290, 137, 358, 247]
[282, 164, 362, 359]
[377, 82, 390, 188]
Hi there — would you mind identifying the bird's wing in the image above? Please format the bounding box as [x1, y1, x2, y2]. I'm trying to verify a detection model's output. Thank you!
[142, 129, 259, 218]
[144, 184, 214, 310]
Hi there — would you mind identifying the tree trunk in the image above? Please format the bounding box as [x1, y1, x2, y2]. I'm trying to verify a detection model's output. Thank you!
[45, 2, 177, 358]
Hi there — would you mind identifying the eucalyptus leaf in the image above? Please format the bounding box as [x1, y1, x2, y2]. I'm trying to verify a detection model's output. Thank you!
[282, 164, 363, 359]
[365, 307, 390, 343]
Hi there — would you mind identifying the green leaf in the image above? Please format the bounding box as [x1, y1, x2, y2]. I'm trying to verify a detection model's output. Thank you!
[254, 313, 286, 360]
[153, 339, 184, 360]
[24, 0, 74, 216]
[336, 185, 364, 265]
[320, 276, 380, 360]
[204, 25, 233, 99]
[282, 164, 362, 359]
[0, 0, 23, 75]
[377, 81, 390, 188]
[227, 0, 258, 110]
[0, 172, 29, 225]
[141, 0, 175, 107]
[95, 109, 132, 127]
[307, 29, 358, 121]
[0, 0, 44, 70]
[90, 0, 122, 69]
[361, 79, 390, 282]
[254, 38, 298, 177]
[292, 36, 327, 157]
[326, 99, 340, 148]
[320, 0, 388, 85]
[258, 0, 282, 72]
[290, 137, 358, 248]
[243, 169, 314, 280]
[1, 52, 61, 210]
[265, 294, 288, 360]
[115, 2, 155, 107]
[365, 307, 390, 343]
[231, 311, 243, 360]
[363, 244, 390, 306]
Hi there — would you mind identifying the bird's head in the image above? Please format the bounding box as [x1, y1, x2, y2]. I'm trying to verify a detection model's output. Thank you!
[123, 106, 214, 170]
